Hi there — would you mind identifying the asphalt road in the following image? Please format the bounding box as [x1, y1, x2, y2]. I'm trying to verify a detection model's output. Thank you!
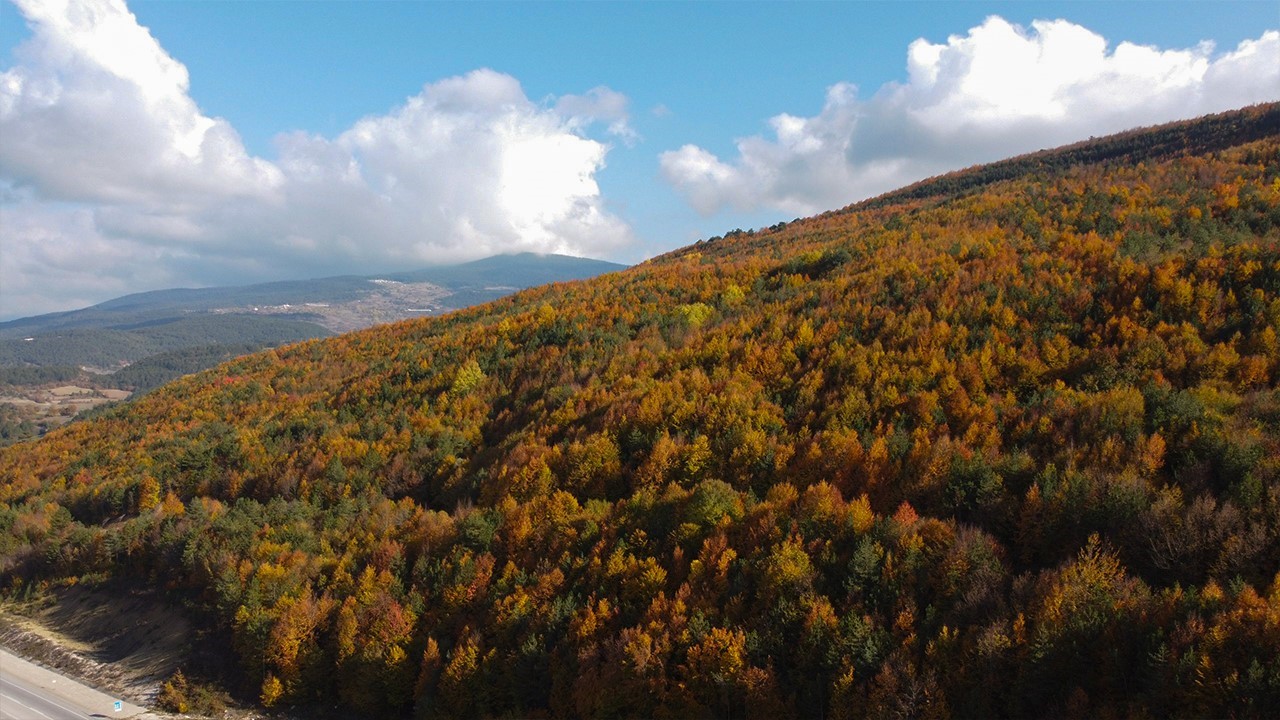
[0, 649, 145, 719]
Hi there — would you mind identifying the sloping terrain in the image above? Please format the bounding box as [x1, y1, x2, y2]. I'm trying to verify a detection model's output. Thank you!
[1, 105, 1279, 718]
[0, 254, 625, 445]
[1, 583, 201, 707]
[0, 253, 626, 370]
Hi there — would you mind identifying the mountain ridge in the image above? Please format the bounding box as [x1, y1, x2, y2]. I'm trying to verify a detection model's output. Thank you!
[848, 102, 1280, 213]
[0, 252, 626, 370]
[1, 252, 625, 336]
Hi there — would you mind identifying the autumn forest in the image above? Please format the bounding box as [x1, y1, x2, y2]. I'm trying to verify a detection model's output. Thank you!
[2, 105, 1279, 718]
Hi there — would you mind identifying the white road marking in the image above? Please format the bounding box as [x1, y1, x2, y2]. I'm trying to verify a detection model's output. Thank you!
[1, 693, 57, 720]
[1, 681, 58, 720]
[0, 673, 89, 719]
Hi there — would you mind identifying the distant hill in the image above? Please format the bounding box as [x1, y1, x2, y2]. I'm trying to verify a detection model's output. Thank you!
[1, 106, 1278, 719]
[0, 253, 625, 373]
[0, 315, 328, 372]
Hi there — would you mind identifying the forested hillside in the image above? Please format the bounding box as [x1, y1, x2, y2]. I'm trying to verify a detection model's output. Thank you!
[2, 105, 1279, 718]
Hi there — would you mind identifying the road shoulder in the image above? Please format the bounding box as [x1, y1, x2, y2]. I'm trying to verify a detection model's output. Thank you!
[1, 648, 152, 718]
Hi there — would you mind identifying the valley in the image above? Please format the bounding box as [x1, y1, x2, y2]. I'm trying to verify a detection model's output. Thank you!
[0, 376, 133, 447]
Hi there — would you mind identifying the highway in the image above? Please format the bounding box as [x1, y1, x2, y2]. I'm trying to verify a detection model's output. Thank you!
[0, 649, 145, 719]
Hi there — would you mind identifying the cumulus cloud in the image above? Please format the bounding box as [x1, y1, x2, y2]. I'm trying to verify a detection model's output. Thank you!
[266, 69, 629, 267]
[661, 17, 1280, 217]
[0, 0, 632, 319]
[0, 0, 280, 207]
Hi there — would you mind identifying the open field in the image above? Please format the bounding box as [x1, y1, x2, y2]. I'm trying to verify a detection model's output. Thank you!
[0, 383, 131, 446]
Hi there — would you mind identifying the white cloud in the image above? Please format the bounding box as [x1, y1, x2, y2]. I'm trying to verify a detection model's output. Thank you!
[0, 0, 280, 207]
[555, 86, 637, 144]
[661, 17, 1280, 217]
[0, 189, 184, 318]
[0, 0, 633, 319]
[266, 69, 630, 266]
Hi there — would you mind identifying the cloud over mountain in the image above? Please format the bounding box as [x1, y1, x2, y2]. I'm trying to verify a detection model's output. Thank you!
[661, 17, 1280, 216]
[0, 0, 632, 319]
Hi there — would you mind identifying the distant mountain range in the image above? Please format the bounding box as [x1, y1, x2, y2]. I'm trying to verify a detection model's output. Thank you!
[0, 252, 625, 375]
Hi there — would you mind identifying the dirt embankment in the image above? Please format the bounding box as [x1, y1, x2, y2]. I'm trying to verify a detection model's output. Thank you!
[0, 584, 260, 718]
[0, 615, 126, 692]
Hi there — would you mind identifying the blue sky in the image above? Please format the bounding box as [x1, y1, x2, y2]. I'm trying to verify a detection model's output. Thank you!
[83, 2, 1276, 156]
[1, 0, 1277, 319]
